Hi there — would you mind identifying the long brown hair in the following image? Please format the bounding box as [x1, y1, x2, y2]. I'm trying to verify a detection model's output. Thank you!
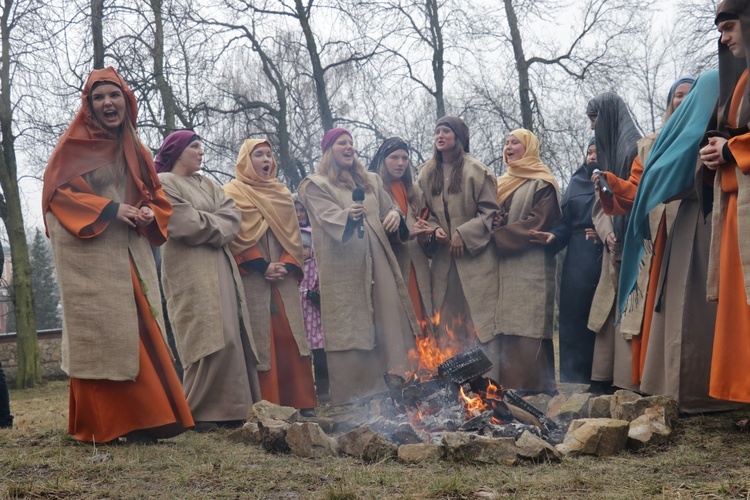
[423, 140, 466, 197]
[316, 148, 373, 192]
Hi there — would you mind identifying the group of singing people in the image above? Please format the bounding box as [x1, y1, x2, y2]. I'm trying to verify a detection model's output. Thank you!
[39, 2, 750, 441]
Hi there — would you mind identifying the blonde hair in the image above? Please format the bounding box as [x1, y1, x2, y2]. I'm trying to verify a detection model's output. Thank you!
[316, 148, 373, 192]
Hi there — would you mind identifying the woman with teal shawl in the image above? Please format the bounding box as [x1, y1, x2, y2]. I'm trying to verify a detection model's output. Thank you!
[617, 70, 736, 412]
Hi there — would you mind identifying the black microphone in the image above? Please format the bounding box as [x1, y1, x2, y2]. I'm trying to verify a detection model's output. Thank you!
[352, 187, 365, 239]
[592, 169, 613, 198]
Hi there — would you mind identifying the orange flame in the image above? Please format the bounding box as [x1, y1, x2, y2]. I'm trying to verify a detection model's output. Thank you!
[485, 380, 501, 400]
[459, 386, 487, 415]
[407, 310, 463, 379]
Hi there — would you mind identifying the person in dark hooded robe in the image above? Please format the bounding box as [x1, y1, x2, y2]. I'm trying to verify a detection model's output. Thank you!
[585, 93, 642, 392]
[587, 92, 643, 246]
[529, 138, 603, 385]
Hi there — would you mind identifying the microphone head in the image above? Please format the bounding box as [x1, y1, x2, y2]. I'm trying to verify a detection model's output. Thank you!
[352, 187, 365, 202]
[592, 168, 601, 175]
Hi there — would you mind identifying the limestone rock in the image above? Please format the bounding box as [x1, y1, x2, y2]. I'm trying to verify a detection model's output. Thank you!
[391, 423, 423, 445]
[555, 418, 629, 457]
[285, 422, 339, 458]
[523, 394, 552, 414]
[227, 422, 261, 445]
[397, 444, 445, 463]
[627, 406, 673, 449]
[557, 393, 592, 421]
[247, 400, 298, 424]
[545, 394, 567, 419]
[259, 419, 291, 453]
[361, 433, 398, 463]
[442, 433, 517, 465]
[612, 394, 678, 424]
[337, 426, 378, 457]
[588, 395, 613, 418]
[515, 430, 561, 462]
[609, 390, 641, 420]
[295, 415, 335, 434]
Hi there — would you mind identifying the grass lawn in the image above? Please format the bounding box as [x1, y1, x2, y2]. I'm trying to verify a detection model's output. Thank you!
[2, 380, 750, 499]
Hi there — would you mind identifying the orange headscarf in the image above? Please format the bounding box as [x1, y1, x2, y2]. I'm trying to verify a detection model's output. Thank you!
[496, 128, 560, 207]
[42, 67, 160, 216]
[223, 139, 303, 268]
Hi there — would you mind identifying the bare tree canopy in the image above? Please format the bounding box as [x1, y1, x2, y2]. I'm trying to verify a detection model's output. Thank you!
[0, 0, 722, 378]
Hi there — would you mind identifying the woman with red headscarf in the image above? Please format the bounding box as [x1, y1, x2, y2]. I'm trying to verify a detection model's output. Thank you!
[224, 139, 317, 414]
[297, 128, 419, 405]
[42, 67, 193, 443]
[156, 130, 262, 430]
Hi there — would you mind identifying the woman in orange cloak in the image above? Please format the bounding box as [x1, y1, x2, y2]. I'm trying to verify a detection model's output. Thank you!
[42, 67, 193, 443]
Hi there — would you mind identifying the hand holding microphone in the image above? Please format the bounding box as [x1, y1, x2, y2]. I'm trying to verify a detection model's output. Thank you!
[591, 168, 613, 198]
[352, 187, 366, 239]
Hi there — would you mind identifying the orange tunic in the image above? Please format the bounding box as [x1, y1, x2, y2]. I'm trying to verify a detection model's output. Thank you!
[52, 179, 193, 443]
[389, 181, 427, 327]
[601, 157, 667, 385]
[600, 157, 643, 216]
[257, 286, 317, 409]
[238, 246, 316, 409]
[709, 70, 750, 403]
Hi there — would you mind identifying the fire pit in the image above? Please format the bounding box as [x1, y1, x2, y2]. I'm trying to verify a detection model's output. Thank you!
[228, 315, 680, 463]
[378, 346, 561, 446]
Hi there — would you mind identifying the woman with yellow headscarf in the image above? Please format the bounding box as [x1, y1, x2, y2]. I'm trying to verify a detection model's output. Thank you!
[491, 128, 561, 395]
[224, 139, 317, 415]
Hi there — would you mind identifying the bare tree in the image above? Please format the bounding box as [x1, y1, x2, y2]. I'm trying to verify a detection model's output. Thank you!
[479, 0, 654, 132]
[0, 0, 41, 387]
[91, 0, 104, 69]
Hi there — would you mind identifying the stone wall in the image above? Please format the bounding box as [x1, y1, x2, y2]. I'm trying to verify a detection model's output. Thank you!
[0, 330, 66, 385]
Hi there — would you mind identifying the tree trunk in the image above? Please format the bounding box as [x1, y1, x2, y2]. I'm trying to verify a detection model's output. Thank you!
[426, 0, 445, 119]
[150, 0, 176, 136]
[504, 0, 533, 131]
[91, 0, 105, 69]
[294, 0, 334, 131]
[276, 103, 301, 188]
[0, 0, 40, 388]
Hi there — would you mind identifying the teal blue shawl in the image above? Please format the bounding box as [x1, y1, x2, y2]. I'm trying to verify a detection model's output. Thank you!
[617, 69, 719, 319]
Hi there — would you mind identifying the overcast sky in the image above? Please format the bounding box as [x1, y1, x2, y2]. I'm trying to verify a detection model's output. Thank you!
[13, 0, 703, 235]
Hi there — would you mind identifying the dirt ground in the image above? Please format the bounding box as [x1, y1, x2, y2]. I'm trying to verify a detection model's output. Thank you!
[2, 380, 750, 499]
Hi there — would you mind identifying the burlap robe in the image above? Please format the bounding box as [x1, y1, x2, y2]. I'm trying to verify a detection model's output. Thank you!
[47, 165, 166, 381]
[495, 179, 557, 339]
[587, 197, 677, 338]
[158, 172, 258, 367]
[418, 157, 500, 342]
[297, 172, 420, 352]
[241, 230, 310, 371]
[392, 183, 433, 321]
[708, 165, 750, 304]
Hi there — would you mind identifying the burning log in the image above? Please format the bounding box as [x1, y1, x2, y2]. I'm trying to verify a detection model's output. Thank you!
[402, 378, 451, 409]
[504, 389, 557, 430]
[437, 347, 493, 384]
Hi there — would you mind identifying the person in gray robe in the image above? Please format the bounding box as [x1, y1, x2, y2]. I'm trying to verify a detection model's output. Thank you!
[155, 130, 261, 430]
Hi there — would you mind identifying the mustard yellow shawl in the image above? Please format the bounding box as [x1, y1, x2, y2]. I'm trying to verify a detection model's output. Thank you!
[496, 128, 560, 207]
[223, 139, 303, 268]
